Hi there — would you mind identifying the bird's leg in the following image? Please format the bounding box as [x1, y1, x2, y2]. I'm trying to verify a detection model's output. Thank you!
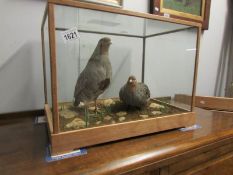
[84, 102, 89, 128]
[61, 104, 64, 111]
[126, 105, 130, 111]
[93, 100, 98, 117]
[94, 100, 102, 122]
[95, 100, 97, 113]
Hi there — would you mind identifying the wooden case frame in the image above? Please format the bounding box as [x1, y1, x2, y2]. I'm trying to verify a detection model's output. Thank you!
[41, 0, 201, 155]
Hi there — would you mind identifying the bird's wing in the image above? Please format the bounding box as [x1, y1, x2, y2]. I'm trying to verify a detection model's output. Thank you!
[138, 83, 150, 98]
[119, 84, 131, 104]
[144, 84, 150, 98]
[74, 60, 107, 98]
[98, 78, 110, 91]
[119, 86, 124, 100]
[74, 70, 88, 98]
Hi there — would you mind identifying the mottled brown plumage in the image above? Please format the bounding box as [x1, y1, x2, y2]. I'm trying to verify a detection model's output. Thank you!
[119, 76, 150, 108]
[74, 37, 112, 107]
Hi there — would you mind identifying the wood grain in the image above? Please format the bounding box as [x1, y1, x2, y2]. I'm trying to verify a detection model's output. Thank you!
[202, 0, 211, 30]
[169, 142, 233, 174]
[48, 3, 59, 133]
[160, 166, 169, 175]
[50, 112, 195, 155]
[175, 94, 233, 112]
[1, 108, 233, 175]
[191, 27, 201, 111]
[45, 104, 53, 134]
[190, 153, 233, 175]
[195, 96, 233, 112]
[0, 109, 44, 119]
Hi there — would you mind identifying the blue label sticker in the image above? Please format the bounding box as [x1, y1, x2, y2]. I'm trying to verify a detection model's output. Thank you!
[45, 146, 87, 162]
[179, 124, 201, 132]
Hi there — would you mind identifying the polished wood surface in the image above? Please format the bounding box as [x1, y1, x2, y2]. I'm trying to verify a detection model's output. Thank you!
[0, 109, 44, 118]
[195, 96, 233, 111]
[175, 94, 233, 112]
[192, 154, 233, 175]
[202, 0, 211, 30]
[1, 107, 233, 175]
[51, 112, 195, 155]
[48, 3, 59, 133]
[45, 104, 53, 133]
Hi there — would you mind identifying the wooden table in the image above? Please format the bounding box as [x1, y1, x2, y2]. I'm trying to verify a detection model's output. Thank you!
[1, 108, 233, 175]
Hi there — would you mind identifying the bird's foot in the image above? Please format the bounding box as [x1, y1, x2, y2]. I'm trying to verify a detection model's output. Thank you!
[78, 102, 85, 108]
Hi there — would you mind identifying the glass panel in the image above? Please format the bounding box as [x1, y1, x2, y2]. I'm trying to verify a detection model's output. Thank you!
[144, 26, 197, 110]
[55, 5, 144, 37]
[54, 5, 190, 37]
[43, 17, 53, 111]
[145, 19, 190, 36]
[55, 31, 143, 102]
[53, 5, 197, 132]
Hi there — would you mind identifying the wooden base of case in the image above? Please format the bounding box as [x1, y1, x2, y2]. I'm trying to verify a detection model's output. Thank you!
[45, 104, 195, 155]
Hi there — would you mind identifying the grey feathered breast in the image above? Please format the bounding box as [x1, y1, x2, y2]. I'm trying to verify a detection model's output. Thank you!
[119, 82, 150, 108]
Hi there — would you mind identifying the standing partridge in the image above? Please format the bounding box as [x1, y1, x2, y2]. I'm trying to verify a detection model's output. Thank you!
[74, 37, 112, 110]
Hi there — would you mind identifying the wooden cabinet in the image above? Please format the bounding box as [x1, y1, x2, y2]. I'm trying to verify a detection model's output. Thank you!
[1, 108, 233, 175]
[191, 156, 233, 175]
[125, 138, 233, 175]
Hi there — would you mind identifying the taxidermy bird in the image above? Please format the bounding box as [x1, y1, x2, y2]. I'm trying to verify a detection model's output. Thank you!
[119, 76, 150, 108]
[74, 37, 112, 110]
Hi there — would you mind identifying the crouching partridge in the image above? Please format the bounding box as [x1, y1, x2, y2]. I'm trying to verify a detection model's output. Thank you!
[119, 76, 150, 108]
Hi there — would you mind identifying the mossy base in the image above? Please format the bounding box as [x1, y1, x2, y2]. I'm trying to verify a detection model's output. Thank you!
[59, 98, 187, 132]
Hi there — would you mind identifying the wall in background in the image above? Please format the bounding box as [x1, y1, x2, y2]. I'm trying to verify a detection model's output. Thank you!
[214, 1, 233, 97]
[196, 0, 231, 96]
[123, 0, 149, 12]
[0, 0, 231, 114]
[0, 0, 45, 113]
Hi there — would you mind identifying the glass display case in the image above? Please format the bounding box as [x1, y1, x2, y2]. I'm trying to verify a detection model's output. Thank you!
[41, 0, 201, 155]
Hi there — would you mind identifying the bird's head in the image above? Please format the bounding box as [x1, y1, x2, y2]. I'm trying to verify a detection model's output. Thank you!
[127, 75, 137, 87]
[99, 37, 112, 54]
[90, 37, 112, 60]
